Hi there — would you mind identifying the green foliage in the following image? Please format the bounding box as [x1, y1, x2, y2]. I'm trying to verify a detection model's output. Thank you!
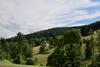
[0, 32, 33, 65]
[39, 44, 47, 54]
[0, 51, 6, 60]
[47, 46, 65, 67]
[97, 30, 100, 44]
[39, 41, 49, 54]
[0, 21, 100, 66]
[14, 54, 25, 64]
[26, 58, 35, 65]
[85, 39, 93, 59]
[64, 29, 81, 44]
[47, 29, 82, 67]
[63, 29, 82, 67]
[91, 30, 100, 67]
[0, 38, 11, 60]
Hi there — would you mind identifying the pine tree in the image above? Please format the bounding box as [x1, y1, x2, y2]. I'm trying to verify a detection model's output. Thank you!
[14, 32, 33, 64]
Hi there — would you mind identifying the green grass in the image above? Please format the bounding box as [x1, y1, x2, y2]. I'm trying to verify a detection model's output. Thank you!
[33, 46, 41, 55]
[0, 46, 54, 67]
[33, 48, 54, 65]
[34, 54, 49, 65]
[32, 45, 55, 66]
[0, 60, 47, 67]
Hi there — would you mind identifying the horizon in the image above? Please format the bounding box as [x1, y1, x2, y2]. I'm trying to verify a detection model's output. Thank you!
[0, 0, 100, 38]
[3, 21, 98, 39]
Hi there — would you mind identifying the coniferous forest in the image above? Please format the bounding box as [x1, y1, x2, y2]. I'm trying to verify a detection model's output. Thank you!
[0, 21, 100, 67]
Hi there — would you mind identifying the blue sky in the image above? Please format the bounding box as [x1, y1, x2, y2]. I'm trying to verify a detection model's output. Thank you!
[0, 0, 100, 38]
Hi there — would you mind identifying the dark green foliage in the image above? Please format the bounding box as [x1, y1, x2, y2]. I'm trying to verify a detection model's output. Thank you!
[0, 38, 11, 60]
[14, 54, 25, 64]
[13, 32, 33, 64]
[0, 32, 33, 65]
[39, 41, 49, 54]
[81, 26, 94, 36]
[47, 47, 65, 67]
[91, 30, 100, 67]
[23, 43, 33, 58]
[81, 21, 100, 36]
[39, 44, 46, 54]
[10, 42, 19, 59]
[26, 58, 35, 65]
[0, 51, 6, 60]
[0, 21, 100, 66]
[6, 21, 100, 46]
[47, 29, 82, 67]
[64, 29, 81, 44]
[97, 30, 100, 43]
[85, 39, 93, 59]
[63, 29, 82, 67]
[88, 31, 100, 67]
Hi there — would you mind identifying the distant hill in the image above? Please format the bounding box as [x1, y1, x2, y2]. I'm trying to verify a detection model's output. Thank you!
[81, 21, 100, 36]
[7, 21, 100, 42]
[25, 21, 100, 39]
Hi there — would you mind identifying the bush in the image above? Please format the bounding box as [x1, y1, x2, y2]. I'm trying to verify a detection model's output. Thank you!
[14, 54, 25, 64]
[39, 41, 49, 54]
[64, 29, 81, 44]
[26, 58, 35, 65]
[0, 51, 6, 60]
[39, 44, 47, 54]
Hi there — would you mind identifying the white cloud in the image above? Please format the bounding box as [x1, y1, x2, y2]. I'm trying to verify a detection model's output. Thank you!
[0, 0, 100, 38]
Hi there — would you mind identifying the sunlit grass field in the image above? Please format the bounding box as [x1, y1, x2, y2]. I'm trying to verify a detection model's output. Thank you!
[0, 46, 54, 67]
[0, 60, 47, 67]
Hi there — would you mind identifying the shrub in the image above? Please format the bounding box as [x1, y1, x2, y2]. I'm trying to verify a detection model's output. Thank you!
[14, 54, 25, 64]
[39, 42, 49, 54]
[26, 58, 35, 65]
[0, 51, 6, 60]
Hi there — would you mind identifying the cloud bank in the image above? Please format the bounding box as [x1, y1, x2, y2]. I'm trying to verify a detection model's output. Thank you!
[0, 0, 100, 38]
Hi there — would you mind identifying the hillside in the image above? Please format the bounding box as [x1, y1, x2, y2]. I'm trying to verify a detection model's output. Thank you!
[25, 21, 100, 38]
[7, 21, 100, 43]
[1, 21, 100, 67]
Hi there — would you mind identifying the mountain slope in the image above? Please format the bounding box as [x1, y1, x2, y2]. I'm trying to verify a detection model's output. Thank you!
[25, 21, 100, 39]
[7, 21, 100, 41]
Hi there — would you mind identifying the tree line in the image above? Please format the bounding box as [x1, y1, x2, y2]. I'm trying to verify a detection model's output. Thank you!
[0, 32, 34, 65]
[47, 29, 100, 67]
[0, 28, 100, 67]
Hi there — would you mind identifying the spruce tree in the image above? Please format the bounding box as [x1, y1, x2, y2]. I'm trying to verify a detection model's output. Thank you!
[14, 32, 33, 64]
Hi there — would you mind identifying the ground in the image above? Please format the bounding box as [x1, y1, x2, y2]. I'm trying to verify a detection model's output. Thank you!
[0, 46, 54, 67]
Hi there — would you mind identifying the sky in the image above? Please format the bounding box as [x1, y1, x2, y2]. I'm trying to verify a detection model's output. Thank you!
[0, 0, 100, 38]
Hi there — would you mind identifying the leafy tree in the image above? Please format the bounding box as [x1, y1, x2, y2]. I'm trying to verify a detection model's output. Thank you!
[64, 29, 81, 44]
[85, 39, 93, 59]
[26, 58, 35, 65]
[63, 29, 82, 67]
[23, 41, 33, 58]
[0, 38, 10, 60]
[47, 46, 65, 67]
[39, 41, 49, 54]
[14, 54, 25, 64]
[10, 41, 19, 59]
[14, 32, 33, 64]
[85, 36, 97, 67]
[91, 30, 100, 67]
[47, 29, 82, 67]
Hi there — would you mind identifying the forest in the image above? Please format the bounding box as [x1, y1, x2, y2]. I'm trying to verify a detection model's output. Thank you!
[0, 21, 100, 67]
